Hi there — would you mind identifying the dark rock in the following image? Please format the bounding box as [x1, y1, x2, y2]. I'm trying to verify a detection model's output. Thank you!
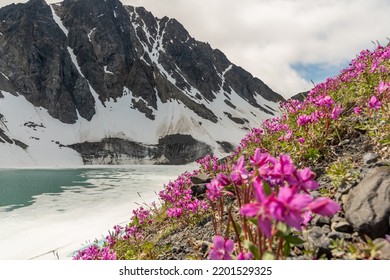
[191, 173, 210, 184]
[289, 91, 308, 102]
[312, 216, 331, 227]
[363, 153, 379, 165]
[327, 231, 352, 241]
[306, 226, 331, 258]
[201, 242, 209, 255]
[191, 184, 207, 198]
[217, 141, 235, 153]
[155, 134, 212, 165]
[345, 167, 390, 239]
[68, 137, 157, 164]
[331, 220, 353, 233]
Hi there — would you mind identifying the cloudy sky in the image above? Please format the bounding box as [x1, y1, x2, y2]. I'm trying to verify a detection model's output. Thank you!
[1, 0, 390, 98]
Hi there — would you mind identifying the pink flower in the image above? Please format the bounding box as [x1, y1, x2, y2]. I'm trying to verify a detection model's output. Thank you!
[302, 211, 313, 227]
[270, 187, 313, 231]
[230, 156, 249, 185]
[368, 96, 382, 110]
[209, 236, 235, 260]
[217, 173, 231, 187]
[240, 179, 273, 237]
[353, 107, 362, 115]
[206, 178, 223, 201]
[297, 114, 311, 126]
[298, 137, 305, 144]
[272, 154, 296, 184]
[308, 197, 340, 216]
[315, 95, 334, 108]
[167, 207, 183, 218]
[250, 148, 270, 167]
[331, 105, 343, 120]
[295, 167, 319, 191]
[237, 251, 254, 260]
[377, 81, 390, 94]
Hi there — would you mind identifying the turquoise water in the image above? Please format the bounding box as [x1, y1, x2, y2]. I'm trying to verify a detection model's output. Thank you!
[0, 169, 93, 211]
[0, 165, 196, 259]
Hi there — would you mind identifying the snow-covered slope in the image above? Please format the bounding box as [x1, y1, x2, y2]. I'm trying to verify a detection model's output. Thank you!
[0, 0, 284, 167]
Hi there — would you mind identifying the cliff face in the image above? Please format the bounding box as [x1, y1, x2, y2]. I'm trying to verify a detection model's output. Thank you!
[0, 0, 284, 166]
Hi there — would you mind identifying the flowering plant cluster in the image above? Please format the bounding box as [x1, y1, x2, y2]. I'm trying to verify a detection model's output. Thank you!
[207, 148, 340, 260]
[73, 206, 153, 260]
[159, 171, 208, 220]
[235, 44, 389, 163]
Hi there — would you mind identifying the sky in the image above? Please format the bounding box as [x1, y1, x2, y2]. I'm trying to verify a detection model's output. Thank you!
[1, 0, 390, 98]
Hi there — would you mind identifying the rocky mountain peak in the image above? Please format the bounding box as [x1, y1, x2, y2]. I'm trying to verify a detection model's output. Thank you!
[0, 0, 285, 166]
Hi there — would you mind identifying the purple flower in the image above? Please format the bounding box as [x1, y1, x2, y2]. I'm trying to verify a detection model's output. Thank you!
[377, 81, 390, 94]
[298, 137, 305, 144]
[250, 148, 270, 167]
[237, 251, 254, 260]
[272, 154, 296, 184]
[353, 107, 362, 115]
[315, 95, 335, 108]
[206, 178, 223, 201]
[230, 156, 249, 185]
[270, 187, 313, 231]
[217, 173, 231, 187]
[308, 197, 340, 216]
[167, 207, 183, 218]
[101, 247, 117, 260]
[295, 167, 319, 191]
[297, 114, 311, 126]
[331, 105, 343, 120]
[368, 96, 382, 110]
[209, 236, 235, 260]
[240, 179, 273, 237]
[302, 211, 313, 227]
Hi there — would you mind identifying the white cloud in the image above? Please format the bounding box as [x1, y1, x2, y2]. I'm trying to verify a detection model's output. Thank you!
[1, 0, 390, 98]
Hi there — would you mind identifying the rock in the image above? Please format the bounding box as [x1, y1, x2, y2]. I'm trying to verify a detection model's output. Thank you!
[191, 173, 210, 184]
[338, 139, 350, 146]
[201, 242, 209, 255]
[363, 153, 379, 165]
[328, 232, 352, 241]
[68, 134, 212, 165]
[345, 166, 390, 239]
[155, 134, 212, 165]
[373, 238, 390, 259]
[191, 184, 207, 198]
[306, 226, 331, 258]
[332, 220, 353, 233]
[312, 216, 330, 227]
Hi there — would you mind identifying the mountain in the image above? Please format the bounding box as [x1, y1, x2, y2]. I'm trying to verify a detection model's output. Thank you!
[0, 0, 284, 166]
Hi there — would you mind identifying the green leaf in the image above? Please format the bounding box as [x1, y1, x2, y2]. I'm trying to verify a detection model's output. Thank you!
[283, 241, 291, 256]
[284, 235, 305, 245]
[263, 181, 272, 196]
[248, 218, 258, 227]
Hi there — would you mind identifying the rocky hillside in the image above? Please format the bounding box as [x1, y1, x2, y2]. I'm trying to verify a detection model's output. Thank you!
[73, 43, 389, 260]
[0, 0, 284, 166]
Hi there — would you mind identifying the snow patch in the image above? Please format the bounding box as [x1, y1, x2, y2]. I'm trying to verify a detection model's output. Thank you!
[1, 72, 9, 80]
[87, 27, 96, 42]
[103, 65, 114, 75]
[67, 47, 84, 78]
[50, 5, 68, 36]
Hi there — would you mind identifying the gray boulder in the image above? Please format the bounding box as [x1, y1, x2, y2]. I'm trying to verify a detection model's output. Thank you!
[345, 166, 390, 239]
